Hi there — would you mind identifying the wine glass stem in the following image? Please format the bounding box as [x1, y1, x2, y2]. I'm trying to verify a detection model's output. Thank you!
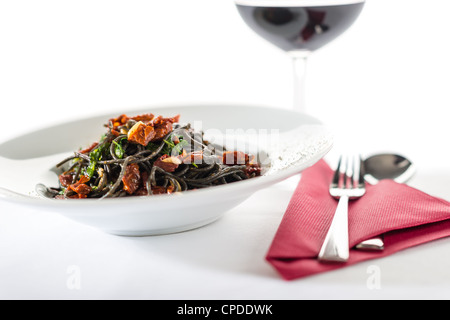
[291, 54, 309, 113]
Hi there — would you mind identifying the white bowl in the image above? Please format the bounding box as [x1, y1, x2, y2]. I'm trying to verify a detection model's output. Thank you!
[0, 103, 333, 236]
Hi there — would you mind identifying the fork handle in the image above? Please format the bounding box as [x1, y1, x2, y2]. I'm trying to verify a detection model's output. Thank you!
[318, 195, 350, 262]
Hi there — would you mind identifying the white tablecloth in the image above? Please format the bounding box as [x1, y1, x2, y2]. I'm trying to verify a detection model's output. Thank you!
[1, 0, 450, 300]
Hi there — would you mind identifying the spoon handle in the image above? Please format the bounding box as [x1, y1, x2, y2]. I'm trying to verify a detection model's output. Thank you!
[355, 236, 384, 251]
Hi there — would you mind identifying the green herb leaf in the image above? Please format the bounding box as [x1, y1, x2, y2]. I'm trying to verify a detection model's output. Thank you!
[113, 140, 125, 159]
[161, 140, 174, 155]
[173, 139, 189, 155]
[162, 135, 189, 156]
[86, 148, 102, 178]
[86, 162, 97, 178]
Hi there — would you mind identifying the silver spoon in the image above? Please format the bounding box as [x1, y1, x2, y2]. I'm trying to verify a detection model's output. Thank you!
[355, 153, 415, 251]
[363, 153, 416, 185]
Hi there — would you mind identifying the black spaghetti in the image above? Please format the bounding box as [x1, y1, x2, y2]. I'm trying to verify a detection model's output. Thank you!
[45, 113, 261, 199]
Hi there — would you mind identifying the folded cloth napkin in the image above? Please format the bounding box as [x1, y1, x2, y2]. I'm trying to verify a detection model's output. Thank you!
[266, 159, 450, 280]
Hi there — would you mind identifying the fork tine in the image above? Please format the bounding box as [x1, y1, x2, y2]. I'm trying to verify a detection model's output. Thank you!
[357, 155, 365, 187]
[349, 154, 357, 189]
[343, 155, 351, 189]
[350, 154, 364, 188]
[331, 155, 343, 187]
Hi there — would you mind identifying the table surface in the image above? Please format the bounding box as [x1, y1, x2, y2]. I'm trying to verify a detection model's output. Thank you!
[1, 0, 450, 300]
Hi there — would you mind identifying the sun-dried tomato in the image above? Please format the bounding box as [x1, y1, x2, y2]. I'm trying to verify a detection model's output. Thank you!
[79, 142, 99, 154]
[180, 151, 203, 165]
[78, 175, 90, 184]
[150, 115, 180, 126]
[109, 113, 180, 145]
[109, 114, 129, 129]
[244, 164, 262, 178]
[122, 163, 141, 195]
[151, 115, 181, 141]
[127, 122, 156, 146]
[68, 175, 92, 196]
[154, 155, 181, 173]
[154, 121, 173, 141]
[68, 193, 88, 199]
[59, 174, 74, 187]
[70, 183, 92, 195]
[166, 185, 175, 194]
[130, 113, 155, 123]
[151, 185, 175, 195]
[172, 135, 180, 145]
[222, 151, 249, 166]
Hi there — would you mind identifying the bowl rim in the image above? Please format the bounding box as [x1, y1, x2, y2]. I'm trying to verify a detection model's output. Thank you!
[0, 102, 333, 211]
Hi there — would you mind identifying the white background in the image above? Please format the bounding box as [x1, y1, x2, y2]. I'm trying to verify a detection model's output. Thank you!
[1, 0, 450, 300]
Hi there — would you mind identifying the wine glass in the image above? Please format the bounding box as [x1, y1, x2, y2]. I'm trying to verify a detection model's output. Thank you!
[234, 0, 365, 113]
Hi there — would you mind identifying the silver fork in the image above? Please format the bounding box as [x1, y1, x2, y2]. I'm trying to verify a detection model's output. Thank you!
[318, 155, 366, 262]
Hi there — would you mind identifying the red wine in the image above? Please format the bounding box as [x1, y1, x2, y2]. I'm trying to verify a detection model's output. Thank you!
[235, 0, 365, 52]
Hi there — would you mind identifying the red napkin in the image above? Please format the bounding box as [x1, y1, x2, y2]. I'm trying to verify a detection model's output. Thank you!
[266, 159, 450, 280]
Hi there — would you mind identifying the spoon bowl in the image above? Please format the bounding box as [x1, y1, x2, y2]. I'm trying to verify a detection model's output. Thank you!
[364, 153, 415, 185]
